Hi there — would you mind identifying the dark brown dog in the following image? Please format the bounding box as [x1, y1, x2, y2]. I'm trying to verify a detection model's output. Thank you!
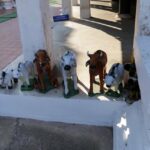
[33, 49, 58, 91]
[86, 50, 107, 95]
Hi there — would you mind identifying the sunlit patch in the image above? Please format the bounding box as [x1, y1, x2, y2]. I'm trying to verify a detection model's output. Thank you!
[123, 128, 130, 141]
[117, 116, 127, 128]
[97, 95, 110, 101]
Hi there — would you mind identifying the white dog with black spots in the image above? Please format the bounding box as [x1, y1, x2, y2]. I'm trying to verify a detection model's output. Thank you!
[61, 51, 78, 95]
[104, 63, 124, 93]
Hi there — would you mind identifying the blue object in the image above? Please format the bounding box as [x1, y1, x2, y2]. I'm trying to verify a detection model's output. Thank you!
[53, 14, 69, 22]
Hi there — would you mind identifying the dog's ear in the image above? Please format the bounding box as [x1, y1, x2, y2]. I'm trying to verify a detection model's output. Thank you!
[33, 58, 37, 63]
[87, 51, 92, 57]
[86, 60, 90, 67]
[35, 53, 38, 59]
[98, 50, 103, 57]
[44, 51, 50, 61]
[124, 64, 131, 71]
[2, 71, 6, 78]
[18, 62, 22, 69]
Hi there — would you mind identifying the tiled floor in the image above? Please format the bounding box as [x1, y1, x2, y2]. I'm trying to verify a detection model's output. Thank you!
[0, 18, 22, 70]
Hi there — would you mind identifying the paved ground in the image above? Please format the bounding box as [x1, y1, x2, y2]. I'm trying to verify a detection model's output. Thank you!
[0, 117, 113, 150]
[0, 18, 21, 70]
[52, 0, 135, 94]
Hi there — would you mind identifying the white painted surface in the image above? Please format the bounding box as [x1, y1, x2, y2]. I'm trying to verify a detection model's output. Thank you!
[113, 101, 146, 150]
[134, 0, 150, 36]
[80, 0, 90, 19]
[0, 94, 126, 126]
[16, 0, 53, 62]
[62, 0, 72, 17]
[134, 36, 150, 145]
[40, 0, 54, 64]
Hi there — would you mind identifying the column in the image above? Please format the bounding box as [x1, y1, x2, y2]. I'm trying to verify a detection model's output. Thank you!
[16, 0, 53, 63]
[80, 0, 90, 19]
[111, 0, 119, 11]
[119, 0, 130, 15]
[40, 0, 54, 64]
[72, 0, 78, 6]
[62, 0, 72, 18]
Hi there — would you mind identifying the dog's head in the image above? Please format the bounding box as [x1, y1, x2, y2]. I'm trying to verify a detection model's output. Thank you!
[104, 74, 117, 88]
[86, 50, 107, 71]
[34, 49, 50, 67]
[61, 51, 76, 71]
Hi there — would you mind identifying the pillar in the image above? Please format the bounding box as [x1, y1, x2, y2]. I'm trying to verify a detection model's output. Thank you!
[111, 0, 119, 11]
[72, 0, 78, 6]
[16, 0, 53, 63]
[134, 0, 150, 143]
[80, 0, 90, 19]
[62, 0, 72, 17]
[119, 0, 130, 15]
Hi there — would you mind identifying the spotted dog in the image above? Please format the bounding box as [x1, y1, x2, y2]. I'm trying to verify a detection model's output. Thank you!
[0, 69, 19, 89]
[104, 63, 124, 93]
[61, 51, 78, 95]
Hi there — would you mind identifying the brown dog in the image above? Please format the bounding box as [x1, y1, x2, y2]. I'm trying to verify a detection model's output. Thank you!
[33, 49, 58, 91]
[86, 50, 107, 95]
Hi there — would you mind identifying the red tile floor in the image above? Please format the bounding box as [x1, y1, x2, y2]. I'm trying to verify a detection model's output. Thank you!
[0, 18, 22, 70]
[0, 8, 16, 15]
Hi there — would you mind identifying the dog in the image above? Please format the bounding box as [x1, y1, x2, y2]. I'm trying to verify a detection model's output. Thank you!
[124, 63, 141, 101]
[18, 61, 35, 87]
[86, 50, 107, 95]
[33, 49, 58, 91]
[0, 69, 19, 89]
[104, 63, 124, 93]
[61, 51, 78, 95]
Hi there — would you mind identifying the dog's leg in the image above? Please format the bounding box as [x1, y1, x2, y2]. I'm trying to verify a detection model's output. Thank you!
[45, 64, 52, 82]
[104, 67, 107, 76]
[72, 68, 78, 90]
[62, 69, 69, 95]
[7, 78, 13, 89]
[89, 74, 94, 95]
[114, 84, 119, 93]
[25, 75, 30, 86]
[39, 74, 45, 91]
[99, 70, 104, 93]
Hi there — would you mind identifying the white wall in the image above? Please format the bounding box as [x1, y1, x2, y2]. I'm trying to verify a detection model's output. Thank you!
[134, 0, 150, 144]
[135, 0, 150, 37]
[134, 37, 150, 143]
[0, 94, 126, 126]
